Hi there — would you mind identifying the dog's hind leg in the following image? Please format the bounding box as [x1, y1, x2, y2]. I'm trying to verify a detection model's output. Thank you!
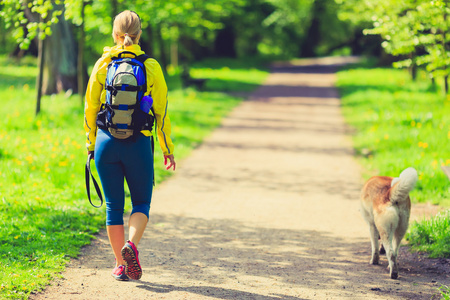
[369, 223, 380, 265]
[380, 232, 398, 279]
[392, 215, 409, 272]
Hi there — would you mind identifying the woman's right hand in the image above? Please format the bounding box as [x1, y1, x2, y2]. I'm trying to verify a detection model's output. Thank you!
[164, 154, 176, 171]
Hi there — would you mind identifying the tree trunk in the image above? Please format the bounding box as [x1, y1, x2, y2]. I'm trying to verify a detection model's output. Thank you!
[410, 62, 417, 81]
[445, 76, 449, 94]
[443, 11, 448, 94]
[156, 25, 168, 69]
[300, 0, 326, 57]
[170, 39, 178, 68]
[213, 24, 236, 57]
[35, 24, 45, 115]
[140, 24, 154, 57]
[78, 0, 87, 103]
[111, 0, 118, 19]
[42, 9, 78, 95]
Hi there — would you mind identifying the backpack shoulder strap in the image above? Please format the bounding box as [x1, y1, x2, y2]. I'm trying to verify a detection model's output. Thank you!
[135, 54, 149, 64]
[134, 54, 150, 94]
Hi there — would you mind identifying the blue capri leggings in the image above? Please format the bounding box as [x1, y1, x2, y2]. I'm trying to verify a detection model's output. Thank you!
[95, 129, 153, 226]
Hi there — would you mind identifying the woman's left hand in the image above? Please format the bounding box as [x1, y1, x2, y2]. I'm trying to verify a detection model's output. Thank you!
[164, 154, 176, 171]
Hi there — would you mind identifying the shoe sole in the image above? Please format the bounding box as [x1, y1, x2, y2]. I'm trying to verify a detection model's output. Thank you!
[121, 246, 142, 280]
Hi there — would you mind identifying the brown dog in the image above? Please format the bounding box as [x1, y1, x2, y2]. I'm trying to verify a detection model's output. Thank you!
[360, 167, 418, 279]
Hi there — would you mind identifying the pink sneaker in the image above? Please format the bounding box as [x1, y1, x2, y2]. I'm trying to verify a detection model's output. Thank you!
[121, 240, 142, 280]
[111, 265, 129, 281]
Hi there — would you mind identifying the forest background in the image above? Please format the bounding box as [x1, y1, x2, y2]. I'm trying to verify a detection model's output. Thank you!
[0, 0, 449, 299]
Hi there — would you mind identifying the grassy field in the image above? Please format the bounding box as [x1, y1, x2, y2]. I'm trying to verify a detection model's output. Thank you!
[0, 55, 268, 299]
[336, 61, 450, 265]
[336, 62, 450, 207]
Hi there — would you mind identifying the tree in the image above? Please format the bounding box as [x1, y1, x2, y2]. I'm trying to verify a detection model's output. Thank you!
[1, 0, 81, 114]
[337, 0, 450, 93]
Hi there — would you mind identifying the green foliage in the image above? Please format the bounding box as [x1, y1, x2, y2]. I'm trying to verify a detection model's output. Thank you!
[0, 54, 268, 298]
[337, 0, 450, 88]
[0, 0, 361, 65]
[0, 55, 104, 299]
[406, 210, 450, 258]
[439, 285, 450, 300]
[336, 62, 450, 206]
[0, 0, 63, 49]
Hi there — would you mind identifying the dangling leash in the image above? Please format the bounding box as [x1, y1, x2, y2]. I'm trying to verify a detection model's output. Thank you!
[85, 152, 103, 208]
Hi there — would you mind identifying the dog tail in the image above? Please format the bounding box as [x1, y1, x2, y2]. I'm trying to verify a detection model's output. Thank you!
[390, 167, 418, 204]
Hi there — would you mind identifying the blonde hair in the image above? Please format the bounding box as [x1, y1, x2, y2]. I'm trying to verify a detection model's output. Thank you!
[112, 10, 142, 47]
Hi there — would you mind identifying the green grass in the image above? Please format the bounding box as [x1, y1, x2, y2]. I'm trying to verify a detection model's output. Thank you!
[336, 60, 450, 264]
[336, 61, 450, 206]
[439, 285, 450, 299]
[406, 210, 450, 258]
[0, 55, 268, 299]
[190, 57, 269, 92]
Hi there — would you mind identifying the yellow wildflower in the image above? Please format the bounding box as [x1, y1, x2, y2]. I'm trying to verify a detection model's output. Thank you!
[432, 160, 438, 169]
[59, 161, 68, 167]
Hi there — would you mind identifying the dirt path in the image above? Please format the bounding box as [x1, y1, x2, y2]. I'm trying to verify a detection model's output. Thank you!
[33, 57, 448, 300]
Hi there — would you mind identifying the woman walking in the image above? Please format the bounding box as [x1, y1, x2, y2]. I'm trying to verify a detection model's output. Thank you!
[84, 10, 175, 281]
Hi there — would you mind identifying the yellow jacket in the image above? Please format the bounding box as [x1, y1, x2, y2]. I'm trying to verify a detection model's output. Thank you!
[84, 44, 174, 156]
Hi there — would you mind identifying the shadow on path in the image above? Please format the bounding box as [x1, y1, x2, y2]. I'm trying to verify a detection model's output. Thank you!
[136, 214, 446, 299]
[136, 282, 306, 300]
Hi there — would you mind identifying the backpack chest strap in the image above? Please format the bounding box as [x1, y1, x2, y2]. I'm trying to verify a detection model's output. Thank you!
[106, 84, 145, 96]
[107, 103, 138, 110]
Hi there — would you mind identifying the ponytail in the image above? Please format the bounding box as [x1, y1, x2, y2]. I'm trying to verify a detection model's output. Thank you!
[123, 33, 134, 47]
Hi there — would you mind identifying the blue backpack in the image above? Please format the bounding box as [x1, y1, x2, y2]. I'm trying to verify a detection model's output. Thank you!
[96, 51, 154, 139]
